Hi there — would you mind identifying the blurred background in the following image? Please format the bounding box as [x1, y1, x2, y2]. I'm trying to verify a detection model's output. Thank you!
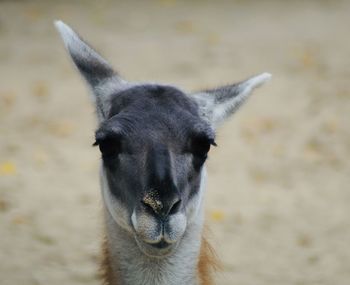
[0, 1, 349, 284]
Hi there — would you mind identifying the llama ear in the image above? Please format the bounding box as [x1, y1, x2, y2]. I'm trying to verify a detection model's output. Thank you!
[54, 20, 128, 120]
[54, 20, 117, 87]
[191, 73, 271, 127]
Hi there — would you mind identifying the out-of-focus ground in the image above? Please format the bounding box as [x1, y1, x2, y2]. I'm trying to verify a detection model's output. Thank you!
[1, 1, 350, 284]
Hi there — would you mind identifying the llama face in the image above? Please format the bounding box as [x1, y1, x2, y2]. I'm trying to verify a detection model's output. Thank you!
[55, 20, 271, 258]
[95, 84, 215, 256]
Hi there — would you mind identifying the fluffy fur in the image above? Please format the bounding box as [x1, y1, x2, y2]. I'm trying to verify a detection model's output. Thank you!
[100, 234, 219, 285]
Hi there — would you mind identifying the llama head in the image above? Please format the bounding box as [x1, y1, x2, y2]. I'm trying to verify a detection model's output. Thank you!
[55, 21, 271, 257]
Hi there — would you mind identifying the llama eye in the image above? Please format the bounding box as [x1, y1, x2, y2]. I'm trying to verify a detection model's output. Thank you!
[93, 135, 122, 158]
[97, 138, 121, 157]
[93, 128, 123, 158]
[192, 139, 210, 157]
[189, 136, 216, 157]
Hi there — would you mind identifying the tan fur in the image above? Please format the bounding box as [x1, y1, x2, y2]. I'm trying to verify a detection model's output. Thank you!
[198, 233, 221, 285]
[99, 235, 116, 285]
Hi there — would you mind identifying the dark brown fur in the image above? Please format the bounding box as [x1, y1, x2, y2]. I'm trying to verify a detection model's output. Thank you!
[99, 236, 116, 285]
[198, 232, 221, 285]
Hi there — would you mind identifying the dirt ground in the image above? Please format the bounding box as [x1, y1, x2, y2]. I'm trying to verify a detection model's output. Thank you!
[1, 1, 350, 284]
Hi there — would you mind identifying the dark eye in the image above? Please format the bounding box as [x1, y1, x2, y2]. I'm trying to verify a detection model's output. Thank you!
[187, 134, 216, 169]
[96, 138, 121, 158]
[93, 130, 122, 159]
[191, 136, 212, 158]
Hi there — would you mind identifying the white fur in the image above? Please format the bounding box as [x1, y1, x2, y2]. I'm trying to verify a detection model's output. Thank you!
[54, 20, 111, 71]
[213, 72, 272, 124]
[193, 72, 272, 127]
[106, 209, 203, 285]
[103, 167, 207, 285]
[100, 166, 133, 234]
[244, 72, 272, 88]
[93, 77, 132, 121]
[55, 20, 130, 121]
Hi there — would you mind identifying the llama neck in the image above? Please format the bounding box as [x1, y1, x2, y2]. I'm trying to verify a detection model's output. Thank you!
[101, 208, 213, 285]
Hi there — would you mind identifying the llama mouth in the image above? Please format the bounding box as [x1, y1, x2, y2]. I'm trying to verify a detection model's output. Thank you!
[131, 210, 186, 257]
[134, 236, 178, 257]
[149, 239, 171, 249]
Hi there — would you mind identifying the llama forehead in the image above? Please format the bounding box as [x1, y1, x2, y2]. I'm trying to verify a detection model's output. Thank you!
[108, 84, 198, 121]
[97, 84, 214, 148]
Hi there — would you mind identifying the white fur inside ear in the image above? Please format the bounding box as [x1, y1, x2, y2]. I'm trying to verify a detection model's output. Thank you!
[211, 72, 272, 124]
[54, 19, 111, 69]
[243, 72, 272, 90]
[54, 20, 79, 50]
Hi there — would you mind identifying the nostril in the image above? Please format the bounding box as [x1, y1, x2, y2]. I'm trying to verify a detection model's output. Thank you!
[169, 199, 182, 215]
[141, 195, 181, 217]
[141, 199, 157, 214]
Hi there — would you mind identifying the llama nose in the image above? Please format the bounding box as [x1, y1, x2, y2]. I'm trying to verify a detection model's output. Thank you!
[142, 193, 181, 218]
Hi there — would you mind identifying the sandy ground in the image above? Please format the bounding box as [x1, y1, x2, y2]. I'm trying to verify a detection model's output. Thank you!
[1, 1, 350, 284]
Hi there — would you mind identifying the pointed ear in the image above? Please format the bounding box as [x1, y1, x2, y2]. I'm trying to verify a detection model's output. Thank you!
[54, 20, 115, 87]
[191, 73, 271, 127]
[54, 20, 128, 120]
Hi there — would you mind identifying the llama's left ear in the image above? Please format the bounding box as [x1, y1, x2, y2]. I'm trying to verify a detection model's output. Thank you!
[191, 73, 272, 127]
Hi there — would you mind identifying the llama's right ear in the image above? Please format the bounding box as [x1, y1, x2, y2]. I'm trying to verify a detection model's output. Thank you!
[54, 20, 127, 120]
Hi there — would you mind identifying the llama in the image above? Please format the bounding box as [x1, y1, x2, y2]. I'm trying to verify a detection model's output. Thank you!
[55, 21, 271, 285]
